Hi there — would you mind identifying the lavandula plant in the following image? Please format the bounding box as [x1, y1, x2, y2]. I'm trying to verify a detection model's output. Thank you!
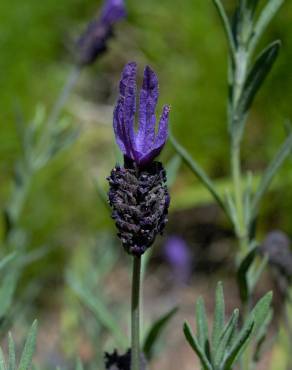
[1, 0, 127, 336]
[107, 62, 170, 370]
[170, 0, 291, 369]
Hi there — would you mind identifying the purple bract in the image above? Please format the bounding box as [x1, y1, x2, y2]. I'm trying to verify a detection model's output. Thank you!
[114, 62, 170, 166]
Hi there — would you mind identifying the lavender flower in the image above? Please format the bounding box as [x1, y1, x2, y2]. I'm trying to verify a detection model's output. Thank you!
[163, 236, 192, 284]
[260, 230, 292, 279]
[77, 0, 126, 66]
[107, 63, 170, 256]
[113, 62, 170, 167]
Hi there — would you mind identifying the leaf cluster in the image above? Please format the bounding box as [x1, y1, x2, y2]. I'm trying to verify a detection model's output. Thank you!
[183, 283, 273, 370]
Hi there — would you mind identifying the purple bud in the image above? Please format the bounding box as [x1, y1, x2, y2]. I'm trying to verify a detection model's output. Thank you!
[113, 62, 170, 167]
[163, 236, 192, 283]
[77, 0, 126, 66]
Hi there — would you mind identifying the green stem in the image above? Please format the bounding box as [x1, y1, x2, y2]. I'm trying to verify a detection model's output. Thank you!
[47, 65, 82, 127]
[131, 256, 141, 370]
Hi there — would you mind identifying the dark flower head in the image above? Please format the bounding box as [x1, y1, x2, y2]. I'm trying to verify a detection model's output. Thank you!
[107, 160, 170, 256]
[77, 0, 126, 66]
[114, 62, 170, 167]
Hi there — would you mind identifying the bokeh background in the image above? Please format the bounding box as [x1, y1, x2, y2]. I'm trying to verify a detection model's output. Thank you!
[0, 0, 292, 369]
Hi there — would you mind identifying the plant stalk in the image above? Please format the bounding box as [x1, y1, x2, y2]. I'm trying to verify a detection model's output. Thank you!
[47, 65, 82, 128]
[131, 255, 141, 370]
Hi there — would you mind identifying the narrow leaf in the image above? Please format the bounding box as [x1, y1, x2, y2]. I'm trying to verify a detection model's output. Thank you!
[18, 320, 38, 370]
[143, 307, 178, 360]
[211, 0, 236, 60]
[214, 309, 239, 368]
[0, 253, 17, 272]
[251, 131, 292, 218]
[0, 348, 6, 370]
[250, 0, 285, 54]
[195, 298, 209, 353]
[170, 133, 229, 218]
[253, 309, 273, 362]
[8, 333, 16, 370]
[237, 247, 258, 303]
[75, 358, 84, 370]
[183, 323, 212, 370]
[0, 271, 19, 318]
[249, 255, 268, 292]
[66, 272, 125, 347]
[212, 282, 225, 359]
[222, 321, 254, 370]
[239, 41, 281, 115]
[166, 155, 181, 188]
[247, 292, 273, 334]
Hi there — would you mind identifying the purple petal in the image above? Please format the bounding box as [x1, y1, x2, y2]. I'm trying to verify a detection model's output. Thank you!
[101, 0, 126, 25]
[113, 62, 137, 159]
[136, 66, 159, 153]
[113, 101, 127, 155]
[153, 105, 170, 148]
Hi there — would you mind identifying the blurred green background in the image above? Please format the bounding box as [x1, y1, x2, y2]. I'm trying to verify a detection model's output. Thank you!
[0, 0, 292, 368]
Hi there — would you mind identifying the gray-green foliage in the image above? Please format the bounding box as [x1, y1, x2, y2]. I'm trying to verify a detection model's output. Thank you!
[183, 283, 273, 370]
[0, 321, 37, 370]
[0, 72, 79, 330]
[0, 321, 86, 370]
[171, 0, 289, 314]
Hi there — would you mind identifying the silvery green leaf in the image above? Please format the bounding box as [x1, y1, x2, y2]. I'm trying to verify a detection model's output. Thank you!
[170, 133, 229, 218]
[253, 308, 273, 362]
[247, 0, 261, 15]
[238, 41, 280, 116]
[250, 0, 285, 54]
[221, 321, 254, 370]
[237, 246, 258, 303]
[210, 0, 236, 60]
[183, 323, 212, 370]
[75, 359, 84, 370]
[0, 253, 16, 272]
[143, 307, 178, 360]
[224, 190, 240, 235]
[166, 155, 181, 188]
[212, 282, 225, 359]
[0, 271, 19, 319]
[246, 292, 273, 334]
[66, 272, 124, 347]
[251, 131, 292, 218]
[195, 298, 209, 353]
[214, 309, 239, 368]
[249, 254, 269, 292]
[0, 348, 6, 370]
[8, 333, 16, 370]
[18, 320, 38, 370]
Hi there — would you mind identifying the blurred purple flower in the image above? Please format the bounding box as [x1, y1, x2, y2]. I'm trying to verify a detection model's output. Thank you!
[114, 62, 170, 167]
[77, 0, 126, 66]
[101, 0, 126, 25]
[260, 230, 292, 279]
[163, 236, 192, 283]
